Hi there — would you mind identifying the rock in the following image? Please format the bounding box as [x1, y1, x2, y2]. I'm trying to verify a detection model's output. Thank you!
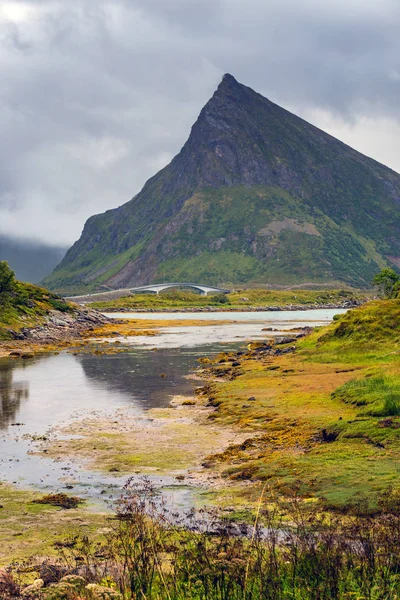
[0, 569, 19, 597]
[378, 418, 400, 429]
[274, 336, 298, 345]
[247, 341, 274, 352]
[275, 345, 296, 355]
[39, 563, 69, 585]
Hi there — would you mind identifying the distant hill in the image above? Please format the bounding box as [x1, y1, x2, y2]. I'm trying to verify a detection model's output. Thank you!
[0, 236, 66, 284]
[45, 74, 400, 293]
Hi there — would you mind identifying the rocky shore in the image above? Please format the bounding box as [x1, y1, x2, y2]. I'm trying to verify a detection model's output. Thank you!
[8, 306, 112, 342]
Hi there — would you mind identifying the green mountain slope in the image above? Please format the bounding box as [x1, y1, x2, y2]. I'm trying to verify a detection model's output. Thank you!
[44, 74, 400, 293]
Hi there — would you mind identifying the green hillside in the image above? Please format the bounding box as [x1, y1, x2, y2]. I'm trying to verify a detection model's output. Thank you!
[44, 74, 400, 294]
[0, 261, 72, 340]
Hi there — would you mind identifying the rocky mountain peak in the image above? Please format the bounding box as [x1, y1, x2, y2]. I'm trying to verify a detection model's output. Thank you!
[45, 75, 400, 293]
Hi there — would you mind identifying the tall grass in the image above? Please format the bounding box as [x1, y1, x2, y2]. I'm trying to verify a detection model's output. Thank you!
[332, 373, 400, 416]
[21, 479, 400, 600]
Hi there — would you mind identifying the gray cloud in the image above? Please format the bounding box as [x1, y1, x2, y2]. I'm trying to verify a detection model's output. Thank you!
[0, 0, 399, 246]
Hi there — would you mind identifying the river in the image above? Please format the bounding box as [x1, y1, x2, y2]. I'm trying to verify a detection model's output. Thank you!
[0, 309, 345, 509]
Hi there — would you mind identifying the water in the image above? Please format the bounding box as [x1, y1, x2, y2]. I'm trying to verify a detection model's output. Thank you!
[101, 309, 347, 348]
[0, 309, 345, 508]
[104, 308, 345, 322]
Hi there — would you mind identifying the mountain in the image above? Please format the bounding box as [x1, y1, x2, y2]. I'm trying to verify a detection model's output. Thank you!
[0, 236, 66, 284]
[45, 74, 400, 293]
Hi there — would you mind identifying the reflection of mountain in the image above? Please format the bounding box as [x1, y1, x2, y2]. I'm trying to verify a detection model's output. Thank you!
[0, 361, 29, 428]
[78, 349, 200, 409]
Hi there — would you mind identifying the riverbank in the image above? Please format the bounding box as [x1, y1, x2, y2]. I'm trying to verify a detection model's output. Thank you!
[100, 301, 361, 313]
[0, 316, 240, 358]
[87, 288, 367, 312]
[34, 396, 247, 481]
[0, 482, 107, 565]
[193, 299, 400, 511]
[1, 300, 397, 567]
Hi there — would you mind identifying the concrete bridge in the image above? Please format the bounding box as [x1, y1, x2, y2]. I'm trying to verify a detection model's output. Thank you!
[65, 283, 230, 304]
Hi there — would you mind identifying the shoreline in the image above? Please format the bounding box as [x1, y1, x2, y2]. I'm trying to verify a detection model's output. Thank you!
[99, 300, 363, 313]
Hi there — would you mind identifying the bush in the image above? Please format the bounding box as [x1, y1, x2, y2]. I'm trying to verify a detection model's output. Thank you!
[213, 293, 230, 304]
[372, 267, 400, 298]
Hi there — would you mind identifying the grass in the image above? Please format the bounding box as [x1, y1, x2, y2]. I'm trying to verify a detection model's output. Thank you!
[35, 403, 243, 476]
[332, 374, 400, 416]
[196, 299, 400, 510]
[13, 480, 400, 600]
[0, 482, 106, 565]
[0, 279, 73, 340]
[88, 288, 365, 311]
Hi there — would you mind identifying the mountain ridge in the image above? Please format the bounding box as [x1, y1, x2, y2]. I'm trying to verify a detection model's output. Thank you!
[44, 74, 400, 293]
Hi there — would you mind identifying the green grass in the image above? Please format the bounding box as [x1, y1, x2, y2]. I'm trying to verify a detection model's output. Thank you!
[199, 299, 400, 509]
[0, 482, 106, 565]
[332, 374, 400, 416]
[88, 287, 365, 311]
[0, 280, 73, 340]
[44, 178, 399, 294]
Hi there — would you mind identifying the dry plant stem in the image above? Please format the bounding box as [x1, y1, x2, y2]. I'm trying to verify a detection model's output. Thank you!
[145, 520, 171, 600]
[243, 482, 267, 600]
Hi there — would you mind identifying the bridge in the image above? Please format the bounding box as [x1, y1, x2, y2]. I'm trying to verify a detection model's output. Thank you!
[65, 283, 230, 304]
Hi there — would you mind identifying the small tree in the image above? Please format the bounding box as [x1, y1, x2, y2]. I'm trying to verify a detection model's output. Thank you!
[0, 261, 16, 304]
[372, 267, 400, 299]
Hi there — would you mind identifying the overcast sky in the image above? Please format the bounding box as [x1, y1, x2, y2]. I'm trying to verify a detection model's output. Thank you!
[1, 0, 399, 248]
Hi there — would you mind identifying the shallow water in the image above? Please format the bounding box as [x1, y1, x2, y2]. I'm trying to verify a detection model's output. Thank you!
[0, 309, 345, 508]
[102, 309, 346, 348]
[104, 308, 345, 322]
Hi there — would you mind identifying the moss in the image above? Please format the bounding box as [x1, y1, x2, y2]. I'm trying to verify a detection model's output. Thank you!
[35, 404, 244, 476]
[0, 483, 106, 565]
[32, 493, 84, 509]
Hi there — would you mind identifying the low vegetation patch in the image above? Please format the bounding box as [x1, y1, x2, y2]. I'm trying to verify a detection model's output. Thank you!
[0, 261, 73, 340]
[195, 299, 400, 510]
[332, 374, 400, 416]
[88, 287, 365, 311]
[0, 483, 105, 565]
[32, 493, 83, 510]
[10, 481, 400, 600]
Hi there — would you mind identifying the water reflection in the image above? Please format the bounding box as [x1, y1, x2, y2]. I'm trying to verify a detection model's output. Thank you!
[0, 360, 29, 428]
[77, 347, 211, 409]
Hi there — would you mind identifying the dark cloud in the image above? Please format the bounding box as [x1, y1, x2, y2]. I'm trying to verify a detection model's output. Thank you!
[0, 0, 399, 246]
